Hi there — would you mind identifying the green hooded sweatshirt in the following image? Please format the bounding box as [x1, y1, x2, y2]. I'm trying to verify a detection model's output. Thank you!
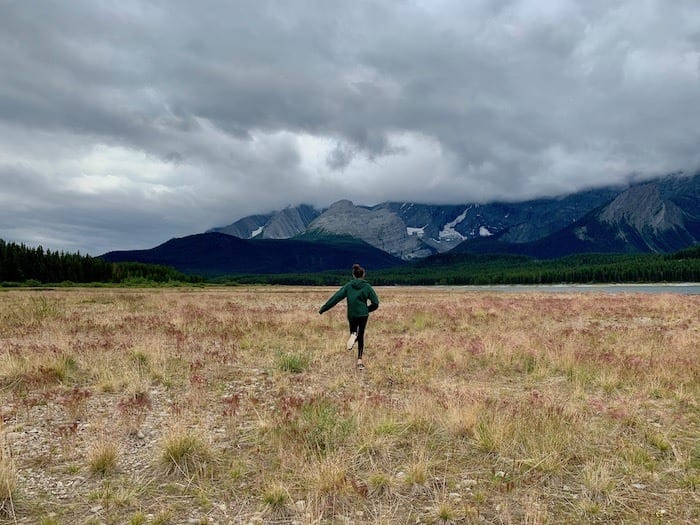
[319, 279, 379, 319]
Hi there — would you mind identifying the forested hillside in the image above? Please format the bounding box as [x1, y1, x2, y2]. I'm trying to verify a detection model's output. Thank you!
[3, 237, 699, 286]
[228, 252, 700, 286]
[0, 240, 195, 284]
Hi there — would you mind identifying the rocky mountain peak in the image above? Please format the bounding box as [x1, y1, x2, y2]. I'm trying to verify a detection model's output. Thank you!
[600, 184, 684, 233]
[207, 173, 698, 259]
[327, 199, 356, 211]
[309, 201, 433, 260]
[209, 204, 319, 239]
[261, 205, 320, 239]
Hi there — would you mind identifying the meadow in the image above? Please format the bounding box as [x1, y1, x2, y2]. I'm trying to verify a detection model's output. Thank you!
[0, 287, 698, 524]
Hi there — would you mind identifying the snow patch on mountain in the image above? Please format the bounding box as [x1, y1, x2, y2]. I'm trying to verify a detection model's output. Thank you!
[439, 207, 471, 241]
[407, 225, 426, 238]
[250, 226, 264, 238]
[479, 226, 493, 237]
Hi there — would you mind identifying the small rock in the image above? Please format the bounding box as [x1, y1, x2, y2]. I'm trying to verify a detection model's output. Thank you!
[90, 505, 103, 513]
[632, 483, 646, 490]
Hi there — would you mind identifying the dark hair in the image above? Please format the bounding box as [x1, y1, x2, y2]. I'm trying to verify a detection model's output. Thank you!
[352, 263, 365, 278]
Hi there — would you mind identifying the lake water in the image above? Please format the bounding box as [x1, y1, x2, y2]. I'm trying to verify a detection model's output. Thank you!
[439, 283, 700, 295]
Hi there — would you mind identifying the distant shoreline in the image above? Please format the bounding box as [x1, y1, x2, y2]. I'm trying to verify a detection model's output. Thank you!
[435, 283, 700, 294]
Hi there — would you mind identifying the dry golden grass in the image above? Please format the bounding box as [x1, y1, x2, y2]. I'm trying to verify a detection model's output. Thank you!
[0, 437, 16, 518]
[0, 286, 698, 524]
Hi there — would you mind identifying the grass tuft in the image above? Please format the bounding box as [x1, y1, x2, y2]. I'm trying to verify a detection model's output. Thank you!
[262, 483, 289, 510]
[582, 461, 618, 503]
[436, 501, 456, 522]
[88, 441, 119, 477]
[280, 397, 355, 456]
[159, 429, 213, 478]
[368, 472, 393, 496]
[276, 351, 310, 373]
[128, 512, 147, 525]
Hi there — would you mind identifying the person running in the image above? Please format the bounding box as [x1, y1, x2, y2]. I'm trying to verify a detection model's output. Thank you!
[319, 263, 379, 370]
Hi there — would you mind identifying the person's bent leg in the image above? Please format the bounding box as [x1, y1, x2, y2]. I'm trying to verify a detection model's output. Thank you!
[347, 318, 359, 350]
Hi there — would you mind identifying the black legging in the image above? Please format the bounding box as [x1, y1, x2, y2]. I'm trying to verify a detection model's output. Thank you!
[348, 316, 369, 359]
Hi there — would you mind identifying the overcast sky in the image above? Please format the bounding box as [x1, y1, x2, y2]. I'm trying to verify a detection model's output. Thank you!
[1, 0, 699, 255]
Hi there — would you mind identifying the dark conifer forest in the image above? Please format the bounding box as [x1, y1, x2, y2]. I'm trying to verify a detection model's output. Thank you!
[1, 238, 698, 286]
[0, 240, 196, 285]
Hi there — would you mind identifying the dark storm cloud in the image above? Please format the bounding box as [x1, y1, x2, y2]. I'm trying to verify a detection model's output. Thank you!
[1, 0, 699, 254]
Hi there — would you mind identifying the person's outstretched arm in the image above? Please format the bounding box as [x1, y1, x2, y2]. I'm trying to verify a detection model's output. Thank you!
[319, 285, 347, 314]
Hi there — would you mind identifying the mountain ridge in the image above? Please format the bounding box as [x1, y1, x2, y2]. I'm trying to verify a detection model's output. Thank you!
[208, 173, 698, 260]
[451, 176, 700, 258]
[101, 173, 699, 275]
[101, 232, 403, 276]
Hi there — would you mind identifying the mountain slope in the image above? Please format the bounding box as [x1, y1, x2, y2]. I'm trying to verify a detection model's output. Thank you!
[383, 187, 620, 247]
[98, 173, 699, 276]
[208, 214, 271, 239]
[598, 183, 697, 252]
[209, 205, 320, 239]
[308, 200, 435, 259]
[450, 175, 700, 258]
[100, 232, 402, 276]
[209, 186, 622, 259]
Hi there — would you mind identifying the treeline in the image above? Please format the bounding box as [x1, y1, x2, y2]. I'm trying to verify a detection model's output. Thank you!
[220, 251, 700, 286]
[0, 239, 199, 285]
[665, 245, 700, 260]
[224, 271, 348, 286]
[370, 253, 700, 285]
[3, 237, 699, 287]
